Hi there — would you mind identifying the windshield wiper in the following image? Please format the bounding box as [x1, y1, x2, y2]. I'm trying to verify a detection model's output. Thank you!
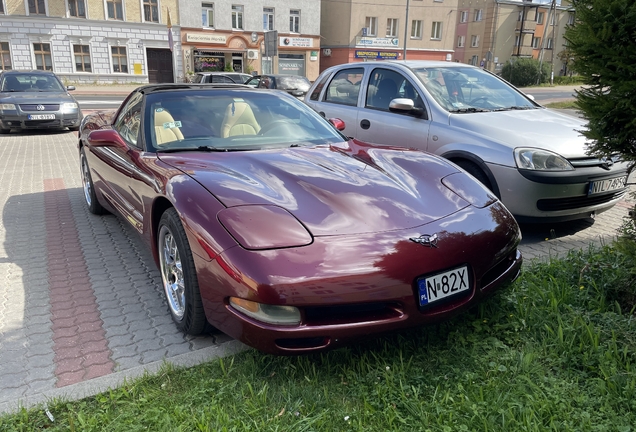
[158, 145, 226, 153]
[448, 107, 491, 113]
[492, 106, 535, 111]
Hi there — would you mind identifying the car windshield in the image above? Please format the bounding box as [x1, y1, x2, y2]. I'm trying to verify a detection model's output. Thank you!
[1, 74, 65, 92]
[411, 66, 536, 112]
[276, 76, 311, 91]
[147, 89, 346, 152]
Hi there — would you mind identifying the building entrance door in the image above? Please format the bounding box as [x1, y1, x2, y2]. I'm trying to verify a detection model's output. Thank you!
[146, 48, 174, 83]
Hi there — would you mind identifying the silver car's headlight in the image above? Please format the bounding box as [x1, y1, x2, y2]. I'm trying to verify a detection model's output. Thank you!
[61, 102, 78, 110]
[0, 103, 16, 111]
[514, 148, 574, 171]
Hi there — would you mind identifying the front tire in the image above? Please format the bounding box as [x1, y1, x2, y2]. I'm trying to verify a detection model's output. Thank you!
[158, 208, 207, 335]
[80, 148, 107, 215]
[455, 160, 494, 192]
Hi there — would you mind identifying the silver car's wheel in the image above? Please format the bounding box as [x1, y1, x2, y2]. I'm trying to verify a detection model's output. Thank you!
[80, 148, 107, 215]
[157, 208, 207, 334]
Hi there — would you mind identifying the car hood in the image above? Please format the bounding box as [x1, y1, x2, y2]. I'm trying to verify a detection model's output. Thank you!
[448, 108, 589, 158]
[160, 144, 470, 236]
[0, 91, 76, 103]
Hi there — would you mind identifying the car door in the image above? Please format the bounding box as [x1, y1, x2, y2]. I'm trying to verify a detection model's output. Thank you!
[306, 67, 365, 137]
[245, 76, 261, 88]
[354, 67, 430, 151]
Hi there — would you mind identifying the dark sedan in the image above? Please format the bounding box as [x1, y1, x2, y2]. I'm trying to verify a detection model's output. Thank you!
[79, 84, 522, 354]
[0, 70, 82, 133]
[245, 74, 312, 98]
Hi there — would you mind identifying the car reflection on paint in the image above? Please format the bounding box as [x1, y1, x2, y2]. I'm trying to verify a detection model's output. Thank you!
[78, 83, 522, 355]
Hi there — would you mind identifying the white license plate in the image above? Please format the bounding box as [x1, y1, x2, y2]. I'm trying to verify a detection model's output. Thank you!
[27, 114, 55, 120]
[417, 265, 470, 306]
[588, 175, 627, 196]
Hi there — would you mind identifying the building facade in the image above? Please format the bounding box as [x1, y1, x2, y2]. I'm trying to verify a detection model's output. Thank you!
[319, 0, 458, 72]
[178, 0, 321, 81]
[0, 0, 182, 84]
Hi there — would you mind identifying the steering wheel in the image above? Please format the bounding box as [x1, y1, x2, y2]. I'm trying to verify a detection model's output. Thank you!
[258, 119, 294, 136]
[468, 96, 489, 106]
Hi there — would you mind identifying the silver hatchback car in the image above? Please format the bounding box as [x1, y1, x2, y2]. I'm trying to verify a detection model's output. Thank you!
[305, 60, 629, 222]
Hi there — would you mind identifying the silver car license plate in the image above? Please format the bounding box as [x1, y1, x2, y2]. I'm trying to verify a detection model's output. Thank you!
[27, 114, 56, 120]
[588, 175, 627, 196]
[417, 265, 470, 306]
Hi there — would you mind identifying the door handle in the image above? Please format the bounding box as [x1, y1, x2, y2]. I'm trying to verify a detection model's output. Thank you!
[360, 119, 370, 130]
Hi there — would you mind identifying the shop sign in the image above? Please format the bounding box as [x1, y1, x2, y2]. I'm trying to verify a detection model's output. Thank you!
[310, 50, 318, 61]
[356, 37, 399, 47]
[279, 37, 314, 47]
[186, 33, 227, 44]
[354, 50, 400, 60]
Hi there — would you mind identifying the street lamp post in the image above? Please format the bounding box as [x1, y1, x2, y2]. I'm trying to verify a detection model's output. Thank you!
[403, 0, 410, 60]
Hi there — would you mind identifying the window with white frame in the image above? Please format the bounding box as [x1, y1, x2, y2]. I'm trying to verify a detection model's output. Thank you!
[457, 35, 465, 47]
[73, 44, 91, 72]
[431, 22, 442, 40]
[532, 37, 541, 48]
[143, 0, 158, 22]
[68, 0, 86, 17]
[263, 7, 274, 31]
[474, 9, 482, 21]
[515, 35, 520, 47]
[106, 0, 123, 20]
[567, 13, 574, 25]
[546, 37, 553, 49]
[550, 13, 556, 25]
[33, 43, 52, 70]
[460, 11, 467, 23]
[111, 46, 128, 73]
[365, 16, 377, 36]
[232, 5, 243, 29]
[386, 18, 398, 37]
[411, 20, 422, 39]
[0, 42, 11, 70]
[290, 9, 300, 33]
[28, 0, 46, 15]
[518, 11, 523, 21]
[202, 3, 214, 27]
[536, 11, 544, 24]
[471, 35, 479, 47]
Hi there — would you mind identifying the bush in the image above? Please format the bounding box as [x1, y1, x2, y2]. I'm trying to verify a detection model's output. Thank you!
[500, 58, 551, 87]
[552, 75, 585, 85]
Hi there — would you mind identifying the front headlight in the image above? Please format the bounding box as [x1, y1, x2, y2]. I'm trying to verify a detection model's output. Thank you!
[229, 297, 301, 325]
[0, 103, 16, 111]
[514, 148, 574, 171]
[61, 102, 79, 110]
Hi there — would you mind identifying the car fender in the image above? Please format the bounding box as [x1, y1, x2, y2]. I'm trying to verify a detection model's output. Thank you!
[440, 150, 502, 199]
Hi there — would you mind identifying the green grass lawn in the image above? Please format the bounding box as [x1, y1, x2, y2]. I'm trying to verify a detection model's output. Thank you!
[4, 221, 636, 431]
[544, 100, 579, 110]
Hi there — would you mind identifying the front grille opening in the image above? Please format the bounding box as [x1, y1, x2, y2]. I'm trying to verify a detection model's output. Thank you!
[275, 337, 330, 350]
[481, 250, 518, 289]
[537, 190, 627, 211]
[304, 302, 403, 326]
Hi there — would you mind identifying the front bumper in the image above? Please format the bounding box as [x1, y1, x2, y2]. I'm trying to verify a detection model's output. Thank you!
[0, 110, 82, 130]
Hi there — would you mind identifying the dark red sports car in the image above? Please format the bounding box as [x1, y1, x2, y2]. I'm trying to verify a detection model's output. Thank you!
[79, 84, 522, 354]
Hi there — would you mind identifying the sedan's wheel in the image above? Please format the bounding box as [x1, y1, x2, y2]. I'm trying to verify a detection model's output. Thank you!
[80, 148, 107, 215]
[158, 208, 207, 335]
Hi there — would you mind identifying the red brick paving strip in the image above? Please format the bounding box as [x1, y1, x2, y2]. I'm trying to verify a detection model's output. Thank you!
[44, 178, 114, 387]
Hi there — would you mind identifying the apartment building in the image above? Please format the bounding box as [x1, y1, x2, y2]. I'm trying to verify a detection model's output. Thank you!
[178, 0, 321, 81]
[455, 0, 573, 74]
[0, 0, 182, 83]
[319, 0, 458, 72]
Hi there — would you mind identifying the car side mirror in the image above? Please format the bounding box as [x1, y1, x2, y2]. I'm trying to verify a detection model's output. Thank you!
[389, 98, 426, 119]
[87, 129, 127, 148]
[66, 85, 76, 91]
[525, 94, 535, 101]
[328, 118, 346, 131]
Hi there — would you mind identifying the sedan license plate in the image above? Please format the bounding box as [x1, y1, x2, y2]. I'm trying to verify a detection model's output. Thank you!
[27, 114, 56, 120]
[588, 175, 627, 196]
[417, 265, 470, 307]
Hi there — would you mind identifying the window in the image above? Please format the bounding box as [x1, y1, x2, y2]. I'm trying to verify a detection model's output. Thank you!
[457, 35, 465, 47]
[474, 9, 482, 21]
[386, 18, 398, 37]
[518, 11, 523, 21]
[202, 3, 214, 27]
[532, 37, 541, 48]
[411, 20, 422, 39]
[290, 9, 300, 33]
[471, 35, 479, 47]
[0, 1, 4, 13]
[33, 43, 52, 70]
[514, 35, 520, 47]
[263, 7, 274, 31]
[325, 68, 363, 106]
[73, 44, 91, 72]
[232, 5, 243, 29]
[546, 37, 553, 49]
[143, 0, 158, 22]
[28, 0, 46, 15]
[68, 0, 86, 17]
[460, 11, 468, 23]
[365, 16, 377, 36]
[550, 13, 556, 25]
[115, 93, 143, 147]
[0, 42, 11, 70]
[366, 68, 423, 114]
[567, 13, 575, 25]
[107, 0, 123, 20]
[111, 46, 128, 73]
[536, 11, 544, 24]
[431, 22, 442, 40]
[470, 55, 478, 66]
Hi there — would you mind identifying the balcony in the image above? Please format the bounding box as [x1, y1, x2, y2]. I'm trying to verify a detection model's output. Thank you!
[512, 46, 534, 57]
[516, 20, 537, 33]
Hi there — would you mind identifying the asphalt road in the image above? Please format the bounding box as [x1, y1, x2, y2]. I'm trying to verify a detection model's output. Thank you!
[75, 94, 125, 110]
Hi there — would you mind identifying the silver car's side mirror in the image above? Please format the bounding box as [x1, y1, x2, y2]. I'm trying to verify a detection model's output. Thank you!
[67, 86, 76, 91]
[389, 98, 426, 118]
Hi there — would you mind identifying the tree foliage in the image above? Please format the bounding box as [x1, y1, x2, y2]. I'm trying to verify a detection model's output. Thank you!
[500, 58, 550, 87]
[566, 0, 636, 162]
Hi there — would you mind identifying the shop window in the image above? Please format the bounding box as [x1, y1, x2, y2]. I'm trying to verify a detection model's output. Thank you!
[194, 50, 225, 72]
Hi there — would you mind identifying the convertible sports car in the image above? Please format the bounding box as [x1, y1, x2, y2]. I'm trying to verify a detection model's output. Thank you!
[79, 84, 523, 354]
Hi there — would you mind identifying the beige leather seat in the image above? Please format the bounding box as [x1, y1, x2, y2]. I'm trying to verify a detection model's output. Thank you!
[220, 100, 261, 137]
[154, 109, 184, 145]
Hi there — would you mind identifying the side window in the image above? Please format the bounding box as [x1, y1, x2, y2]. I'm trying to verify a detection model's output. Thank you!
[309, 72, 331, 101]
[193, 74, 205, 83]
[324, 68, 364, 106]
[397, 79, 425, 112]
[366, 68, 403, 111]
[114, 92, 143, 147]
